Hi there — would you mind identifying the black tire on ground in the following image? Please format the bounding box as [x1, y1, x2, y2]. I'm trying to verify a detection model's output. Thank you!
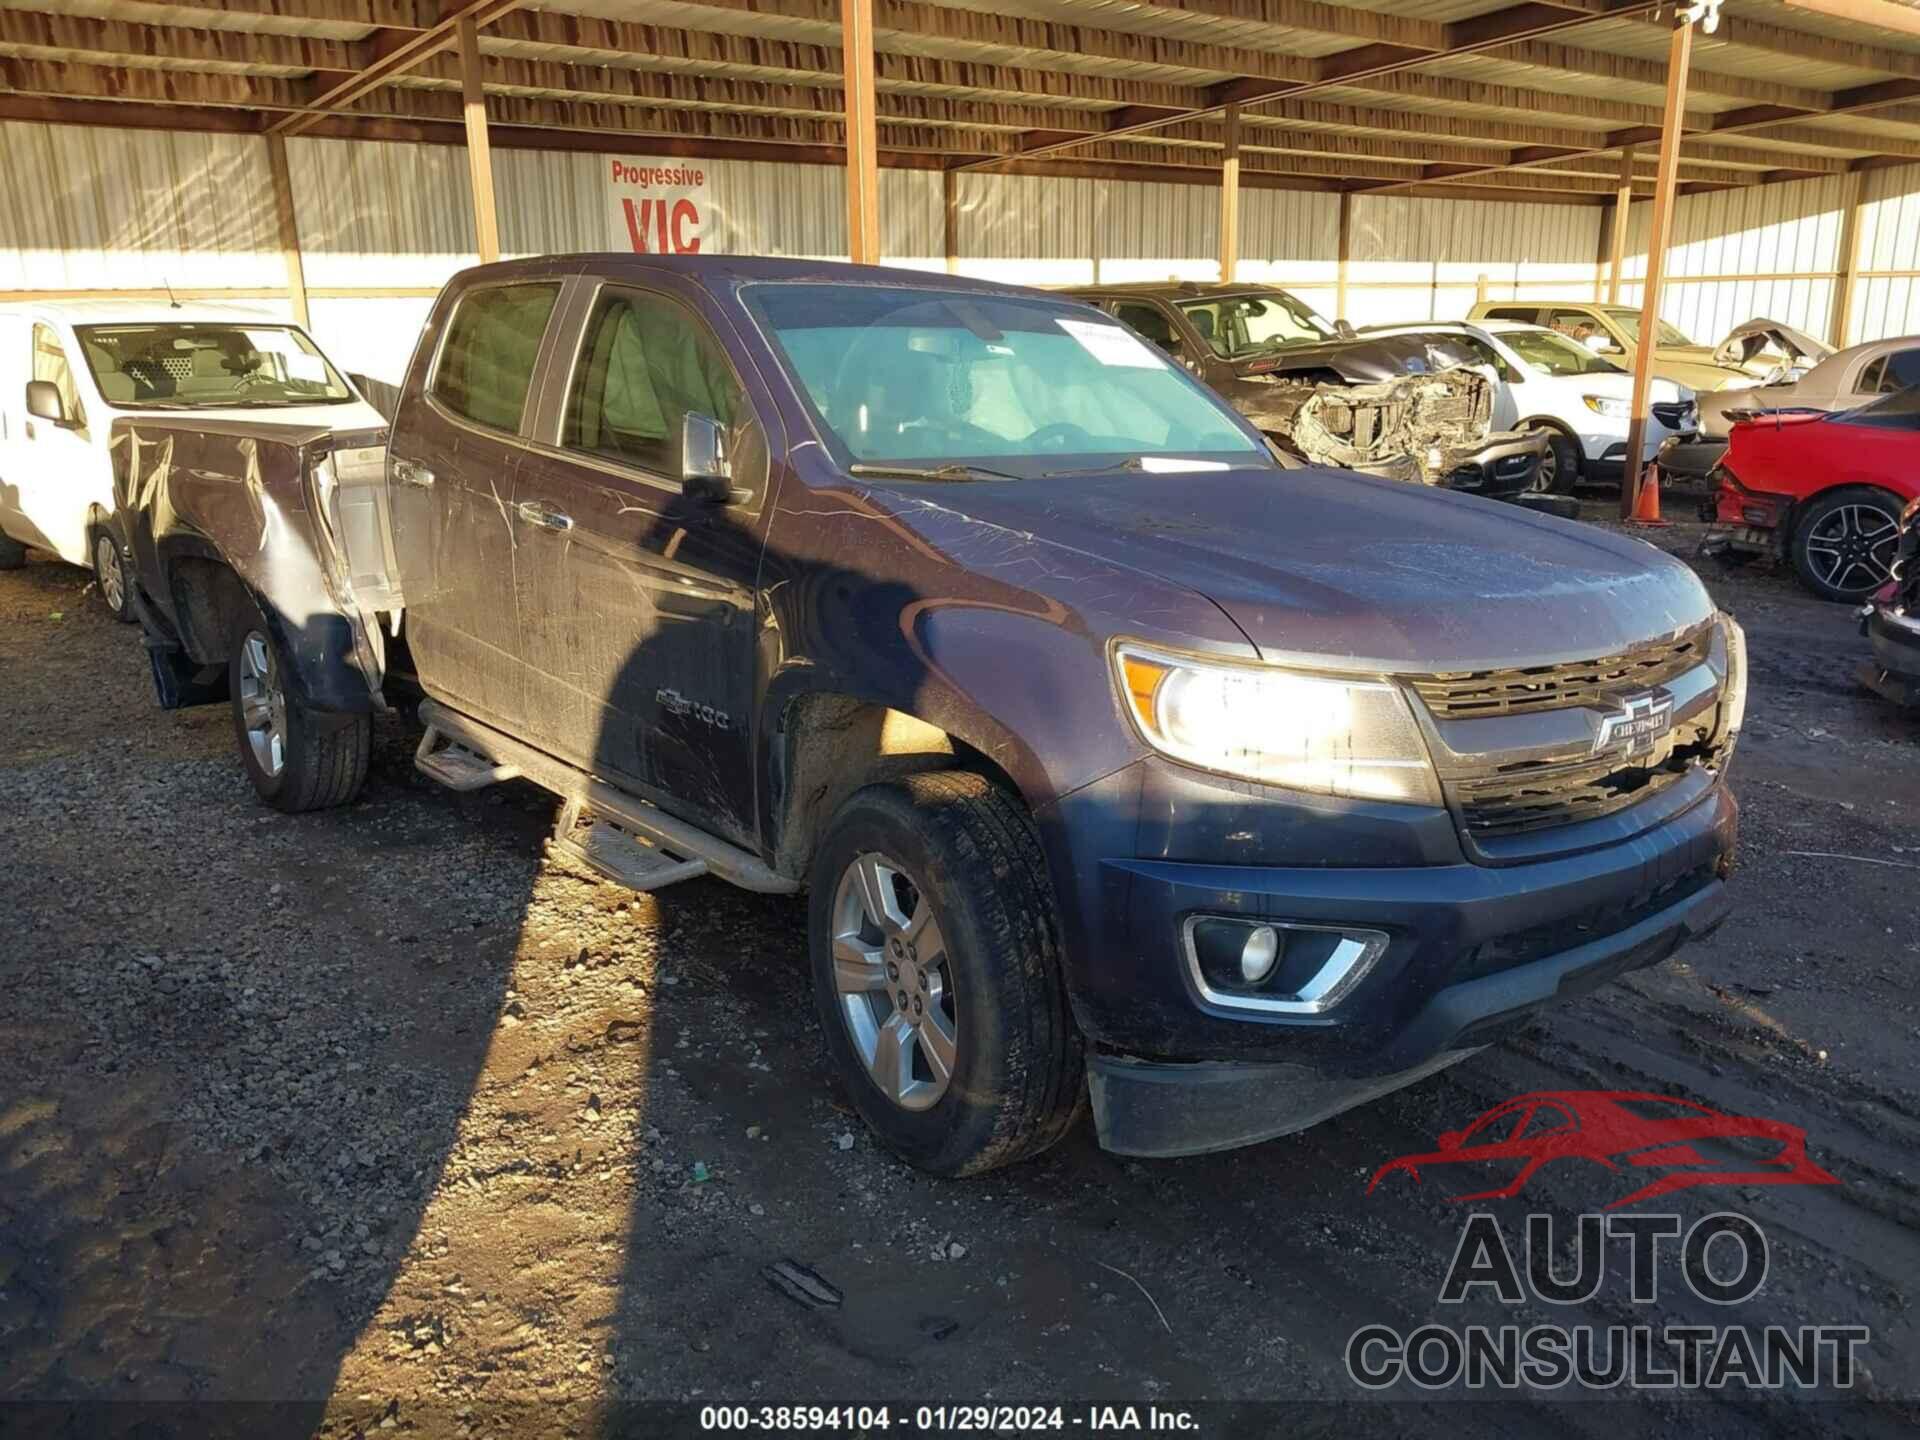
[91, 528, 136, 623]
[1533, 428, 1583, 495]
[0, 531, 25, 570]
[228, 615, 371, 813]
[808, 772, 1086, 1176]
[1789, 486, 1903, 603]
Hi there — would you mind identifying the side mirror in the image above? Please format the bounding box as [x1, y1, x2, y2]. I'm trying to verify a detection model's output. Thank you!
[25, 380, 69, 426]
[1334, 319, 1357, 340]
[1437, 1130, 1464, 1152]
[680, 412, 732, 503]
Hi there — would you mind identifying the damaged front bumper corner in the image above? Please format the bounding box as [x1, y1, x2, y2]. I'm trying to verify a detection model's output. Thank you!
[1254, 365, 1497, 484]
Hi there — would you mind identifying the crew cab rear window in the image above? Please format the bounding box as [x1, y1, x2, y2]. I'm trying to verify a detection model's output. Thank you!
[562, 288, 742, 474]
[431, 282, 560, 433]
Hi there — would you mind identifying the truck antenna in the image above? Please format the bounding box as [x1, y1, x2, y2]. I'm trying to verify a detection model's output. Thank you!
[164, 276, 181, 310]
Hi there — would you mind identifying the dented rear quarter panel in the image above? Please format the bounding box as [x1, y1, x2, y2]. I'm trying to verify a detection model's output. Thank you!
[113, 416, 387, 712]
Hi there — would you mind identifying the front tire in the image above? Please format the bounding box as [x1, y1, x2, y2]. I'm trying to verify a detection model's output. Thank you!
[228, 617, 370, 812]
[1790, 486, 1902, 603]
[808, 772, 1085, 1176]
[1533, 428, 1582, 495]
[92, 529, 135, 623]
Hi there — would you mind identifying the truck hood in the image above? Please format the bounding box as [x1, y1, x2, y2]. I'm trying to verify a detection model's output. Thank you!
[890, 467, 1712, 673]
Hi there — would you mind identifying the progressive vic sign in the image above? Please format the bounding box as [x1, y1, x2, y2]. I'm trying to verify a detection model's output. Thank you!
[607, 158, 709, 255]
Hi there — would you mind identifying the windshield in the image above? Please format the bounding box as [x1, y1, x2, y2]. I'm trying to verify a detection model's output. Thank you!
[75, 323, 354, 409]
[1604, 309, 1693, 348]
[747, 284, 1266, 475]
[1177, 291, 1336, 359]
[1504, 329, 1625, 377]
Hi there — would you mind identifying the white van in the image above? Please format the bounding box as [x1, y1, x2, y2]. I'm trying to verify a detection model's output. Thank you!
[0, 301, 386, 617]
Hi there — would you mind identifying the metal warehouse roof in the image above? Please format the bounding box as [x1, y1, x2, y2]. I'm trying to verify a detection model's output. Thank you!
[3, 0, 1920, 203]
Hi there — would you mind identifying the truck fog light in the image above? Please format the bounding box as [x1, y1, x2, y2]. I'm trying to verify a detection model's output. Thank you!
[1183, 916, 1390, 1015]
[1240, 925, 1280, 984]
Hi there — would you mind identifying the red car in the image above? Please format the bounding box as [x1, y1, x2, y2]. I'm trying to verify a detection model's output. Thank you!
[1367, 1090, 1838, 1210]
[1708, 387, 1920, 602]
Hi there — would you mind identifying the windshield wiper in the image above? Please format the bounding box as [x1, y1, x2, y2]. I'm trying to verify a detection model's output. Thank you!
[848, 462, 1021, 482]
[1039, 455, 1148, 478]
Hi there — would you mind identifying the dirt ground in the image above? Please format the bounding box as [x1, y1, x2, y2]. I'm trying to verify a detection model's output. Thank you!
[2, 495, 1917, 1438]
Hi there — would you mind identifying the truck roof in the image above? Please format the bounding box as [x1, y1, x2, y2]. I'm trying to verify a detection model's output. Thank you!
[457, 254, 1080, 302]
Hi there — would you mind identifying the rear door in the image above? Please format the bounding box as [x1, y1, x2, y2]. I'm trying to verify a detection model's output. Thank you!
[511, 281, 772, 847]
[388, 278, 565, 735]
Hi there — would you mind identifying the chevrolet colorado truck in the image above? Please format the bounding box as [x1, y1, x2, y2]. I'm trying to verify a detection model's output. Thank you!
[118, 256, 1747, 1174]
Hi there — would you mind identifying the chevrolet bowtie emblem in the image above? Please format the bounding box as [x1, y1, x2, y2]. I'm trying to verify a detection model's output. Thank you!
[1594, 691, 1673, 758]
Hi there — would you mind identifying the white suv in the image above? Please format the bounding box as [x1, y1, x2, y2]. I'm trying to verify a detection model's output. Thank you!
[0, 301, 385, 617]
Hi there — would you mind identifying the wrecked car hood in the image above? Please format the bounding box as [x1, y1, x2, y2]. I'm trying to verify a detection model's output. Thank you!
[1712, 318, 1832, 375]
[876, 467, 1712, 673]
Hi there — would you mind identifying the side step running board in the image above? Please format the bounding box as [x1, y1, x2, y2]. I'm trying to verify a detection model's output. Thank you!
[415, 725, 521, 791]
[416, 699, 798, 895]
[549, 798, 710, 894]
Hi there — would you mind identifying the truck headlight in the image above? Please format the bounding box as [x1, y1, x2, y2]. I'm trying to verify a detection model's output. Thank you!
[1114, 643, 1442, 806]
[1583, 395, 1630, 419]
[1720, 614, 1748, 740]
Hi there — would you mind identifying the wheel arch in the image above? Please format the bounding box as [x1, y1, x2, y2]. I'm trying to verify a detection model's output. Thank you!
[767, 688, 1030, 884]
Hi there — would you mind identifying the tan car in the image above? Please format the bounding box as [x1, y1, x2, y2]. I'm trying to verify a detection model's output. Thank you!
[1467, 300, 1755, 394]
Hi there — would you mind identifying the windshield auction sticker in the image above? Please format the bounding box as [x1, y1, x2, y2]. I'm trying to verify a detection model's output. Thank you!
[1055, 318, 1168, 369]
[1347, 1089, 1868, 1395]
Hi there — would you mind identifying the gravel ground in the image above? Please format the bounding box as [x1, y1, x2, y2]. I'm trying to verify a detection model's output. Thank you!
[2, 498, 1917, 1438]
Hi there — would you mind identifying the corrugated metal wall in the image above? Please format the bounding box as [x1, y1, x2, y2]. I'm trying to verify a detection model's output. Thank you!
[15, 116, 1918, 386]
[0, 120, 283, 292]
[1853, 161, 1920, 345]
[1346, 194, 1601, 328]
[1618, 175, 1850, 344]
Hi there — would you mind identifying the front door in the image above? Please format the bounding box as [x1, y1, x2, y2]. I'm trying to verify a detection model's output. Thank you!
[387, 279, 564, 737]
[512, 284, 770, 847]
[10, 323, 100, 565]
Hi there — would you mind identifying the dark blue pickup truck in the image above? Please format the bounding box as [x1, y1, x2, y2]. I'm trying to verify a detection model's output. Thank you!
[118, 256, 1748, 1173]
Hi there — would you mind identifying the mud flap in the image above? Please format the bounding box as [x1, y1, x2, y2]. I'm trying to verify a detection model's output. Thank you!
[146, 639, 227, 710]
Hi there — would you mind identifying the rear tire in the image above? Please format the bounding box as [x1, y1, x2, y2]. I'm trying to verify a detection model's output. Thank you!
[1789, 486, 1902, 603]
[1532, 428, 1582, 495]
[228, 615, 370, 812]
[92, 528, 135, 623]
[808, 772, 1085, 1176]
[0, 532, 25, 570]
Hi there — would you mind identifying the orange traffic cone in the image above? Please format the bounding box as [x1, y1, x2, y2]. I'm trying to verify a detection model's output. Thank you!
[1629, 463, 1669, 527]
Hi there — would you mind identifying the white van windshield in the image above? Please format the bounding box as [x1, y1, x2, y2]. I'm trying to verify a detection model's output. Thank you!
[76, 324, 354, 410]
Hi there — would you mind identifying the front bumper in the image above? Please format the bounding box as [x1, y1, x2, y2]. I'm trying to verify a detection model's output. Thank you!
[1860, 604, 1920, 707]
[1041, 758, 1738, 1157]
[1438, 430, 1547, 499]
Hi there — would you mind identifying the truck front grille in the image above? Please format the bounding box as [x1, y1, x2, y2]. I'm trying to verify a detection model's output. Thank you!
[1410, 624, 1710, 719]
[1449, 724, 1720, 837]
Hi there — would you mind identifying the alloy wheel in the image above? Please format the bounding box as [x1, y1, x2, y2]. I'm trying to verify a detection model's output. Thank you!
[95, 534, 125, 613]
[1805, 503, 1898, 596]
[830, 851, 958, 1111]
[237, 631, 288, 779]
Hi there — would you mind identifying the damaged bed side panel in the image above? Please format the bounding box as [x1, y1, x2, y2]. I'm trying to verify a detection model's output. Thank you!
[112, 416, 390, 713]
